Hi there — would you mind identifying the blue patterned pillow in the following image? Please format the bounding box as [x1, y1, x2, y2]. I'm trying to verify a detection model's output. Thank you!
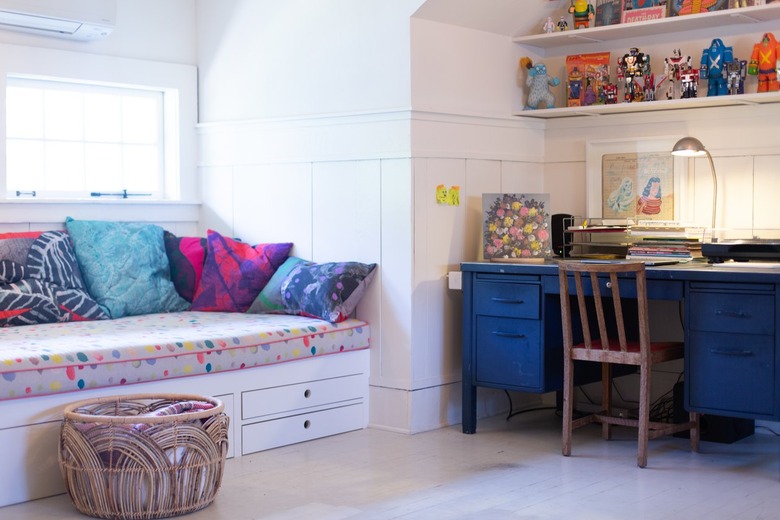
[281, 262, 377, 323]
[247, 256, 310, 314]
[65, 218, 189, 318]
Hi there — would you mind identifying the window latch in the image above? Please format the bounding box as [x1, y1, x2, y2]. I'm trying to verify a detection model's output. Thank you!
[90, 190, 151, 199]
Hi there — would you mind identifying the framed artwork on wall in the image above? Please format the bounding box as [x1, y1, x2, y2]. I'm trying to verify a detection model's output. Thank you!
[586, 137, 688, 221]
[482, 193, 552, 262]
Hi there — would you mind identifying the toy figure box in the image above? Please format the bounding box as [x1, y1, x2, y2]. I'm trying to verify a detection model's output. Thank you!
[595, 0, 623, 26]
[622, 0, 667, 22]
[566, 52, 611, 107]
[668, 0, 728, 16]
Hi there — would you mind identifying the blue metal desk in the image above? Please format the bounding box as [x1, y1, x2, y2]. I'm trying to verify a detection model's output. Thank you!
[461, 260, 780, 434]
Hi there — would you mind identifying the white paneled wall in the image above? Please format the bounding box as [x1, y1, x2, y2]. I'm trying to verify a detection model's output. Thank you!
[233, 163, 313, 258]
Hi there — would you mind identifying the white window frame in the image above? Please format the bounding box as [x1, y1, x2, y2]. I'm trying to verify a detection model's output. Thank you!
[7, 75, 168, 200]
[0, 43, 197, 211]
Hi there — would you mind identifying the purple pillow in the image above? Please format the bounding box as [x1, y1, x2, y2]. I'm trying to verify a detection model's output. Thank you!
[190, 230, 292, 313]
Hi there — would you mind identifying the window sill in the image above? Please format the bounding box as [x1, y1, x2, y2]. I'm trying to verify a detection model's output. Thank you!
[0, 199, 200, 225]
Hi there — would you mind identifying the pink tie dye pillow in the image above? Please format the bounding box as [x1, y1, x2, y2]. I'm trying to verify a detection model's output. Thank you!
[190, 230, 292, 313]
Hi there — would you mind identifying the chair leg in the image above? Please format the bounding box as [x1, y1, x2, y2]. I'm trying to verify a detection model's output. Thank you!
[689, 411, 700, 453]
[562, 353, 574, 457]
[637, 365, 650, 468]
[601, 362, 612, 441]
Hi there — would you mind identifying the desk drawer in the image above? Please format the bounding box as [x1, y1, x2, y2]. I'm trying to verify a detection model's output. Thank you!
[474, 282, 540, 319]
[475, 315, 541, 390]
[688, 292, 774, 334]
[688, 331, 774, 416]
[555, 275, 682, 301]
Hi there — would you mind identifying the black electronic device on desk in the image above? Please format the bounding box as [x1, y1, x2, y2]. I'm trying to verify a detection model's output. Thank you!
[702, 239, 780, 263]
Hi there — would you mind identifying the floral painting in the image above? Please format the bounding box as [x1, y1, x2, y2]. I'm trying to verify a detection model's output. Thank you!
[482, 193, 551, 261]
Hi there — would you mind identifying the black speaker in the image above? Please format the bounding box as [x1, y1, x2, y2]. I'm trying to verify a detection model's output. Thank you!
[551, 213, 573, 257]
[673, 382, 754, 444]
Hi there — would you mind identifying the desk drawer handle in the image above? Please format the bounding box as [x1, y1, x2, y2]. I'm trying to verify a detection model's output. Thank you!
[710, 349, 754, 357]
[492, 331, 526, 339]
[715, 310, 749, 319]
[491, 297, 525, 305]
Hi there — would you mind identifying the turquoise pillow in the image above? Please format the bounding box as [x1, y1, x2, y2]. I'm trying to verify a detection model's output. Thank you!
[247, 256, 309, 314]
[65, 218, 189, 318]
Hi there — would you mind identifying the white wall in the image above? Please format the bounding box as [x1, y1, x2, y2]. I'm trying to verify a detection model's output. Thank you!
[197, 0, 417, 122]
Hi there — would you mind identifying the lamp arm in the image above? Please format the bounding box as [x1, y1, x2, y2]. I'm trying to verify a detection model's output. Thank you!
[705, 150, 717, 234]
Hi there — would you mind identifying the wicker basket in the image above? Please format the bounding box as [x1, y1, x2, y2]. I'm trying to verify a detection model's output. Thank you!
[59, 393, 229, 520]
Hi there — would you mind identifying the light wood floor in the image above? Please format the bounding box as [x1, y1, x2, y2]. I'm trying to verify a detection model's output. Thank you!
[4, 410, 780, 519]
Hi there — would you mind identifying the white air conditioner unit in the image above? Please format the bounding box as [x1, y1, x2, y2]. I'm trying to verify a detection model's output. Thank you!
[0, 0, 115, 41]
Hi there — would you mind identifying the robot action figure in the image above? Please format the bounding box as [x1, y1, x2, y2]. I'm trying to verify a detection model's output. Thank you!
[617, 47, 651, 103]
[680, 64, 699, 98]
[664, 49, 692, 100]
[727, 59, 747, 95]
[748, 33, 780, 93]
[700, 38, 734, 96]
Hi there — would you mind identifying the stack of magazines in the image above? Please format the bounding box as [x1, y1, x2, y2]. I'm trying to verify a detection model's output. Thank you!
[626, 221, 708, 262]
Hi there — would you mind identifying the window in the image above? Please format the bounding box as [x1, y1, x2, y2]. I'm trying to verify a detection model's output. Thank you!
[6, 76, 168, 200]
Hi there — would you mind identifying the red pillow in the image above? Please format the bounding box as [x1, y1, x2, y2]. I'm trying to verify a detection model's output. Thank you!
[190, 230, 292, 312]
[163, 231, 207, 302]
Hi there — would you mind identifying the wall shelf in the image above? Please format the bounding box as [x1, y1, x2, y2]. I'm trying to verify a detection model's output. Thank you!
[513, 4, 780, 53]
[515, 91, 780, 119]
[513, 5, 780, 120]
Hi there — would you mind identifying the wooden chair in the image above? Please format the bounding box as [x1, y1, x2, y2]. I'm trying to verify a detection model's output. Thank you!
[557, 261, 699, 468]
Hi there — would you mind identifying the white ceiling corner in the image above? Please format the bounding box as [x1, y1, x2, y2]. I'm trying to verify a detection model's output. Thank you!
[412, 0, 568, 37]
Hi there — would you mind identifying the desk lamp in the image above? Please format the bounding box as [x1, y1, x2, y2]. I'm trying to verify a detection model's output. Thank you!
[671, 137, 717, 235]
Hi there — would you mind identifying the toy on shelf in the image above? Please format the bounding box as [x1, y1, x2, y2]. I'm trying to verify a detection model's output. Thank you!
[727, 59, 748, 95]
[668, 0, 729, 16]
[748, 33, 780, 93]
[700, 38, 734, 96]
[680, 64, 699, 98]
[603, 83, 618, 104]
[566, 52, 610, 107]
[617, 47, 651, 103]
[520, 57, 560, 110]
[664, 49, 692, 99]
[568, 0, 595, 29]
[594, 0, 623, 27]
[642, 73, 659, 101]
[568, 67, 583, 105]
[557, 15, 569, 31]
[543, 16, 555, 33]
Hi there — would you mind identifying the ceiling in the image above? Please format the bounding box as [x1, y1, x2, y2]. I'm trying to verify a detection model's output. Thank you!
[412, 0, 568, 37]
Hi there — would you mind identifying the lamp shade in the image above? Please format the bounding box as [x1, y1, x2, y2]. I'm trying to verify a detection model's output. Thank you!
[671, 137, 708, 157]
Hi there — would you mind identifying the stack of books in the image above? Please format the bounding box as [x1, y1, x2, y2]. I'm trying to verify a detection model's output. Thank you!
[626, 221, 708, 262]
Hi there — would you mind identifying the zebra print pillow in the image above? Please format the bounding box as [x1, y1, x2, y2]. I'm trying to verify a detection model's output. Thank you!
[0, 231, 107, 327]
